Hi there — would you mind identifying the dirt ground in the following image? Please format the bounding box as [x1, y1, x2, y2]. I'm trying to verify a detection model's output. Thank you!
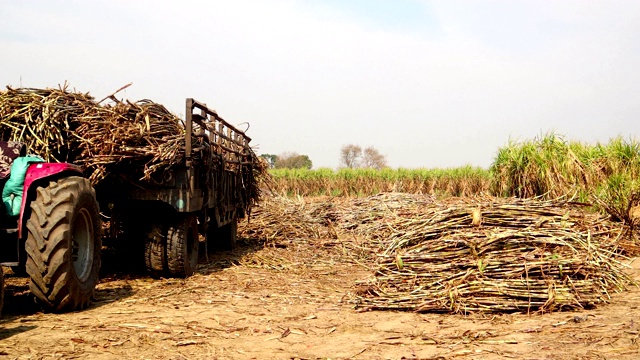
[1, 237, 639, 360]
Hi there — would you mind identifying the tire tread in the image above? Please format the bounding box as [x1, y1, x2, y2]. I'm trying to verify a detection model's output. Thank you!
[25, 176, 101, 312]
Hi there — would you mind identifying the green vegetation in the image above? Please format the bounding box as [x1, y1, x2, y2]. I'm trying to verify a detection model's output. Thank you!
[269, 134, 640, 222]
[269, 166, 491, 197]
[261, 152, 313, 169]
[492, 133, 640, 221]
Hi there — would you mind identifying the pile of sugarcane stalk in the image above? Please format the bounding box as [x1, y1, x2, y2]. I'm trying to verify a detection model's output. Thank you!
[0, 87, 90, 163]
[354, 196, 632, 313]
[238, 193, 634, 313]
[0, 86, 192, 182]
[240, 196, 337, 242]
[241, 192, 436, 243]
[0, 86, 266, 206]
[73, 98, 186, 182]
[336, 192, 436, 241]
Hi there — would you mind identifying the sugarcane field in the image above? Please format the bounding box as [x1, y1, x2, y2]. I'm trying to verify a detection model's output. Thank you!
[0, 85, 638, 360]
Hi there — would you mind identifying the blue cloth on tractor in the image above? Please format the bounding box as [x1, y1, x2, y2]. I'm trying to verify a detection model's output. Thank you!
[2, 155, 44, 216]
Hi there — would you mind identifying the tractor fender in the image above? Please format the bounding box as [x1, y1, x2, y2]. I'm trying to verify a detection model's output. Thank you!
[18, 163, 84, 239]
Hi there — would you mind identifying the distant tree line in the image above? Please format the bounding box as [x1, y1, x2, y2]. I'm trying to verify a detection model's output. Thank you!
[260, 145, 386, 170]
[260, 152, 312, 169]
[340, 144, 387, 169]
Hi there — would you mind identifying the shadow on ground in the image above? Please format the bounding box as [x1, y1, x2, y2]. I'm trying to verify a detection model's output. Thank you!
[0, 324, 37, 341]
[1, 274, 136, 318]
[197, 238, 268, 275]
[1, 237, 263, 319]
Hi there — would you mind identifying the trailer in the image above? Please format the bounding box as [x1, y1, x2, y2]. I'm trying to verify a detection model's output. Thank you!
[98, 98, 257, 278]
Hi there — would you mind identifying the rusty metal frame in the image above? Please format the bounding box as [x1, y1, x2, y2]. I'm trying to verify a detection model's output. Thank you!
[185, 98, 251, 169]
[184, 99, 253, 226]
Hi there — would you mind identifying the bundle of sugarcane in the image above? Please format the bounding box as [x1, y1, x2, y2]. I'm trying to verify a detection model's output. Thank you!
[336, 192, 436, 241]
[237, 194, 419, 244]
[239, 196, 336, 242]
[0, 86, 268, 207]
[0, 87, 90, 163]
[75, 99, 189, 183]
[354, 196, 632, 313]
[235, 193, 632, 312]
[0, 86, 193, 182]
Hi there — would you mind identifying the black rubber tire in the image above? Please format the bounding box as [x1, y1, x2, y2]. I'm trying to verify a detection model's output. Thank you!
[207, 217, 238, 251]
[25, 176, 101, 312]
[166, 215, 198, 278]
[145, 223, 167, 278]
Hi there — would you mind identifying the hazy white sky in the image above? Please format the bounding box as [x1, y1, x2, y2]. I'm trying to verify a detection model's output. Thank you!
[1, 0, 639, 169]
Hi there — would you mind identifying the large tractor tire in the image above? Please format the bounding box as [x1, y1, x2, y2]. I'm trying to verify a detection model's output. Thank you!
[144, 222, 167, 278]
[25, 176, 101, 312]
[166, 214, 198, 278]
[207, 216, 238, 251]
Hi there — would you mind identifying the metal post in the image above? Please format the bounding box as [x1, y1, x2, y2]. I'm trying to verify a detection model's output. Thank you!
[185, 98, 193, 166]
[185, 98, 194, 202]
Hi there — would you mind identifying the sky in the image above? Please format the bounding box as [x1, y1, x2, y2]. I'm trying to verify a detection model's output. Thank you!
[1, 0, 639, 169]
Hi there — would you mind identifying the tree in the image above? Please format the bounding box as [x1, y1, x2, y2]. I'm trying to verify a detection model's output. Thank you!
[260, 154, 278, 168]
[274, 152, 313, 169]
[340, 144, 362, 168]
[340, 144, 387, 169]
[362, 146, 387, 169]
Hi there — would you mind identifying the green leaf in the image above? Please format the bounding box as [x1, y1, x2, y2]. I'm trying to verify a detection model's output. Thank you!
[395, 254, 404, 270]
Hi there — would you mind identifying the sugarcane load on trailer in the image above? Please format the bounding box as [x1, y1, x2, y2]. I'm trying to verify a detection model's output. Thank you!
[0, 86, 265, 314]
[97, 98, 259, 278]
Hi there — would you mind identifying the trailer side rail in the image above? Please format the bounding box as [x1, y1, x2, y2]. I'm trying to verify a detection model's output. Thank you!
[185, 98, 252, 170]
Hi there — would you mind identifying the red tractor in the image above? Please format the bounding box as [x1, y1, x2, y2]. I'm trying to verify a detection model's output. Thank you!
[0, 141, 101, 314]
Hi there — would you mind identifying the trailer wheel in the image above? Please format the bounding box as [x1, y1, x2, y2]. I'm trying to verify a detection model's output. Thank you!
[25, 177, 101, 312]
[207, 216, 237, 251]
[166, 215, 198, 277]
[145, 223, 167, 278]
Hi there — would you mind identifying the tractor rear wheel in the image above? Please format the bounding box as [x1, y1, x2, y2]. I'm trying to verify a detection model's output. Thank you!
[166, 214, 198, 277]
[25, 176, 101, 312]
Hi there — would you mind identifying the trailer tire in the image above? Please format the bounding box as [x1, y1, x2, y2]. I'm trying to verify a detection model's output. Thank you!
[166, 215, 198, 277]
[25, 177, 101, 312]
[145, 223, 167, 278]
[207, 217, 237, 251]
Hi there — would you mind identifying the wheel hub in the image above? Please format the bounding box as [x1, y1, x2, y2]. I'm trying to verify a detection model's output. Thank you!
[72, 208, 94, 282]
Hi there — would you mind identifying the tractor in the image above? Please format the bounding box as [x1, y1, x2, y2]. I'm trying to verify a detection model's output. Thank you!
[0, 141, 101, 314]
